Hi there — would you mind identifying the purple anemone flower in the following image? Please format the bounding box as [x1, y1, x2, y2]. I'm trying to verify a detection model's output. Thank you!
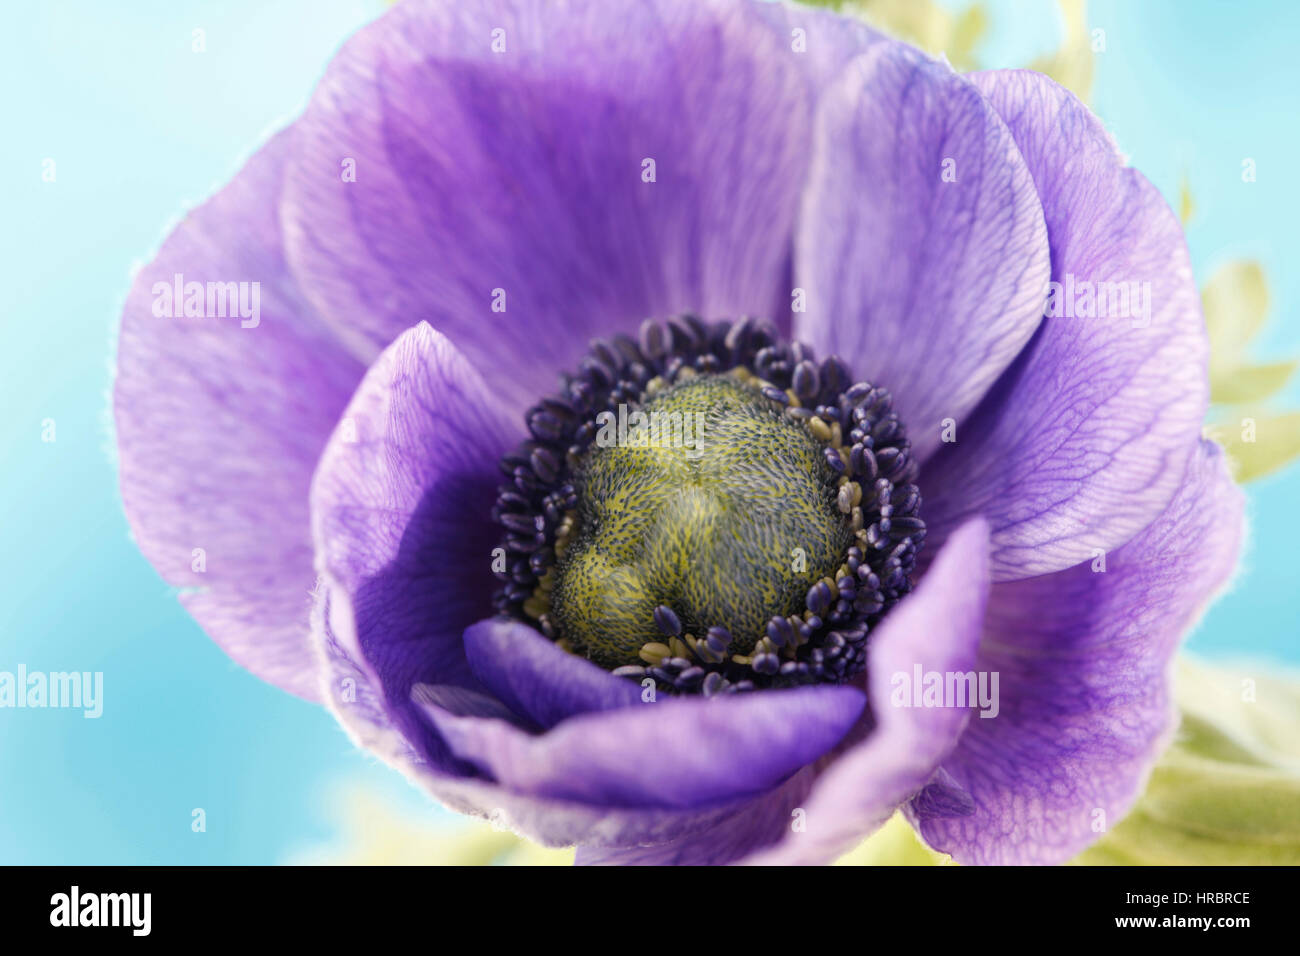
[114, 0, 1244, 865]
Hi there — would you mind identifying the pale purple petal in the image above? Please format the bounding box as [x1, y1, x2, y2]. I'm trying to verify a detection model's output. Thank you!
[751, 0, 884, 84]
[420, 685, 865, 809]
[909, 441, 1245, 864]
[920, 70, 1209, 580]
[315, 581, 831, 849]
[741, 518, 991, 864]
[795, 44, 1050, 462]
[114, 130, 365, 699]
[283, 0, 839, 414]
[574, 763, 826, 865]
[309, 322, 519, 767]
[463, 617, 643, 729]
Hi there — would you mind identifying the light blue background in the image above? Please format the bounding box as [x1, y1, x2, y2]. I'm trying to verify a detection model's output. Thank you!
[1, 0, 1297, 864]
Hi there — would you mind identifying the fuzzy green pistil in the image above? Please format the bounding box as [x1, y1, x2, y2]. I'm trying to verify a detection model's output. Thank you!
[550, 375, 852, 669]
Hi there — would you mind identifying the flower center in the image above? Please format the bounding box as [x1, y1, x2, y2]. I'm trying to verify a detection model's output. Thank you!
[492, 316, 924, 696]
[555, 373, 852, 666]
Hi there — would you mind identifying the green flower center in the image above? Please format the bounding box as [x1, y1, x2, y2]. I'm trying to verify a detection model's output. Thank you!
[550, 374, 853, 669]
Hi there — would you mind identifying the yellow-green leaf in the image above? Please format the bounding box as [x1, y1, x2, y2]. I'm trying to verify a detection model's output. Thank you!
[1211, 360, 1298, 406]
[1179, 174, 1195, 226]
[1214, 412, 1300, 482]
[834, 811, 946, 866]
[1203, 260, 1271, 365]
[846, 0, 987, 71]
[1027, 0, 1094, 103]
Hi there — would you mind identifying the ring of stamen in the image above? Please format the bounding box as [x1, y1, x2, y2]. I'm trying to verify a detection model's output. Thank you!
[491, 315, 924, 696]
